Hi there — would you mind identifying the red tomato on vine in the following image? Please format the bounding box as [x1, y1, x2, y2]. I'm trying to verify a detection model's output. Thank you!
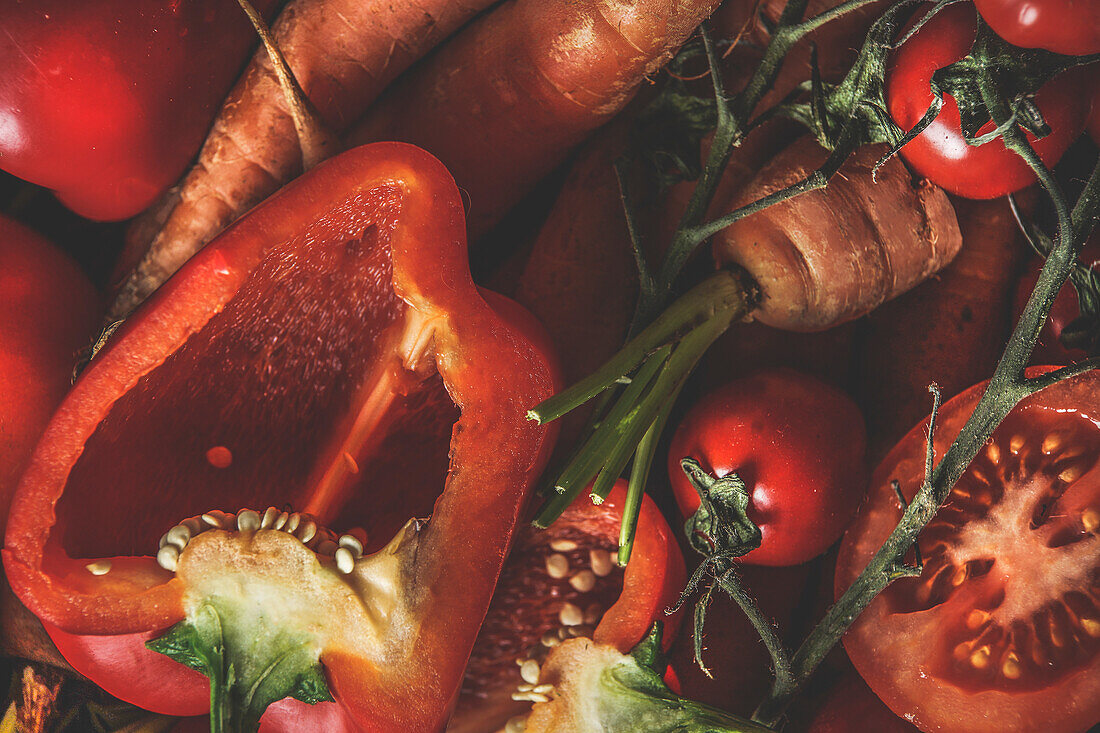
[668, 370, 867, 567]
[888, 3, 1089, 199]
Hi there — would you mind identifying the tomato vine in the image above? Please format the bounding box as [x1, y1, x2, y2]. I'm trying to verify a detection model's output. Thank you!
[528, 0, 1100, 725]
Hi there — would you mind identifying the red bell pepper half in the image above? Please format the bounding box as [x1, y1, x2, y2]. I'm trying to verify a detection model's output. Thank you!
[3, 142, 558, 731]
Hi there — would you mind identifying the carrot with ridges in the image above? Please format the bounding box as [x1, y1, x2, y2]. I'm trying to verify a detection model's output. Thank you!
[348, 0, 724, 241]
[113, 0, 496, 319]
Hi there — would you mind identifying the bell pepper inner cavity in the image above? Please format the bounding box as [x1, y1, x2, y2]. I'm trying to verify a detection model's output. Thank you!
[51, 193, 455, 573]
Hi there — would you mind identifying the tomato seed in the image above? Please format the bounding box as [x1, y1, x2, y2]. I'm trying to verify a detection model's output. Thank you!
[260, 507, 279, 529]
[1059, 466, 1083, 483]
[966, 609, 990, 629]
[589, 549, 613, 577]
[157, 545, 180, 572]
[520, 659, 540, 684]
[237, 509, 261, 532]
[334, 547, 355, 574]
[559, 602, 583, 626]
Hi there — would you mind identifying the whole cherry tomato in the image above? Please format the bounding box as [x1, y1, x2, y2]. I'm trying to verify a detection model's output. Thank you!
[974, 0, 1100, 55]
[668, 369, 867, 567]
[1014, 232, 1100, 365]
[888, 3, 1089, 199]
[0, 0, 277, 221]
[837, 368, 1100, 733]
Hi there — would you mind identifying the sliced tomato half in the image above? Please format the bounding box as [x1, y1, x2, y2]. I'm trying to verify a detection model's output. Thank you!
[837, 369, 1100, 733]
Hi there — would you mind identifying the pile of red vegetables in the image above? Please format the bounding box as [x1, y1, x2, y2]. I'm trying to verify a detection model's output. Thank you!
[0, 0, 1097, 731]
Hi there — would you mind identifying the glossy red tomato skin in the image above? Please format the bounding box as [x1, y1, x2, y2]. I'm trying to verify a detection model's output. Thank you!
[974, 0, 1100, 55]
[837, 368, 1100, 733]
[668, 369, 867, 567]
[0, 0, 276, 221]
[1014, 234, 1100, 365]
[888, 3, 1089, 200]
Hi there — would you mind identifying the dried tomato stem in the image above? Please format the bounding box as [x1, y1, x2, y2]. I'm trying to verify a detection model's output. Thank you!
[715, 566, 795, 702]
[751, 74, 1100, 727]
[650, 0, 882, 309]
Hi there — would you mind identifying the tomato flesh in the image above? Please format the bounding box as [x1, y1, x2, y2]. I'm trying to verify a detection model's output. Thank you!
[838, 370, 1100, 733]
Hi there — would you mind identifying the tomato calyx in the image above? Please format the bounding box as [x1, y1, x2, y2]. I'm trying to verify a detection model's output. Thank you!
[918, 16, 1094, 144]
[522, 624, 771, 733]
[678, 458, 762, 559]
[146, 511, 423, 732]
[670, 458, 775, 678]
[769, 1, 916, 152]
[884, 5, 1096, 184]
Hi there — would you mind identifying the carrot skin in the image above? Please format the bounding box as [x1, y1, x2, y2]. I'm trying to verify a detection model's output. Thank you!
[500, 128, 641, 451]
[854, 196, 1026, 461]
[347, 0, 723, 241]
[713, 138, 962, 332]
[114, 0, 496, 318]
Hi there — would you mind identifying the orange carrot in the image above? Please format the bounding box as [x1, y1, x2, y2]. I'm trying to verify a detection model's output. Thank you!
[713, 137, 963, 331]
[347, 0, 724, 241]
[854, 196, 1027, 460]
[113, 0, 497, 318]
